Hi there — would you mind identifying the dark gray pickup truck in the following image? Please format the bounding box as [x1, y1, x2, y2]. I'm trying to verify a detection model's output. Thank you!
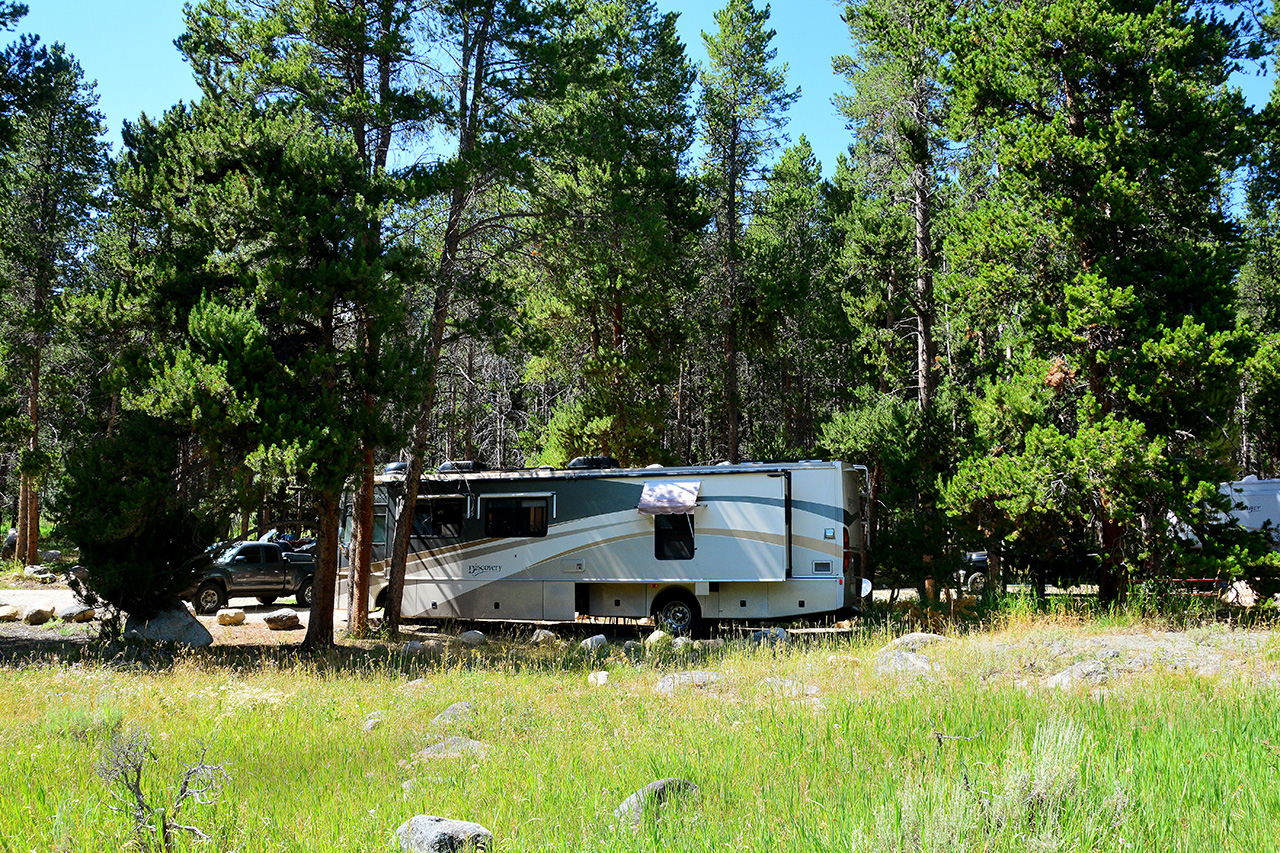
[183, 540, 316, 614]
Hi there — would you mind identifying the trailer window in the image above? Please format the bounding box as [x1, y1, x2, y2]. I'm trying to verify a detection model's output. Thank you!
[655, 514, 695, 560]
[483, 497, 549, 538]
[414, 497, 466, 538]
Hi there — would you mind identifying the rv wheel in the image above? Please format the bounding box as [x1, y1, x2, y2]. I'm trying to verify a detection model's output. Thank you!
[654, 590, 701, 637]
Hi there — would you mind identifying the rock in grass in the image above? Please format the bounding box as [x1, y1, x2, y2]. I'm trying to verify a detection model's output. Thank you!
[364, 712, 383, 732]
[459, 630, 486, 647]
[60, 604, 96, 623]
[672, 637, 694, 653]
[433, 702, 475, 725]
[38, 550, 62, 563]
[0, 604, 19, 622]
[654, 670, 722, 696]
[530, 628, 558, 645]
[750, 627, 788, 646]
[874, 649, 935, 677]
[588, 670, 609, 687]
[397, 815, 492, 852]
[885, 632, 947, 652]
[1046, 660, 1108, 690]
[23, 603, 55, 625]
[693, 638, 724, 652]
[217, 609, 246, 626]
[123, 606, 214, 648]
[417, 736, 490, 762]
[579, 634, 608, 654]
[613, 778, 699, 829]
[644, 629, 672, 650]
[264, 608, 303, 630]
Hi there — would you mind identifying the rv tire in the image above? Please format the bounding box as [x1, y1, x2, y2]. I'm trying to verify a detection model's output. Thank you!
[653, 589, 701, 637]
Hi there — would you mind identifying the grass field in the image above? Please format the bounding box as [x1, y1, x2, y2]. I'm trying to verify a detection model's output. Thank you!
[2, 616, 1279, 852]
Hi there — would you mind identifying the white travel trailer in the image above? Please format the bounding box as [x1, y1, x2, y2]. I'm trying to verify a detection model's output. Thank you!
[1221, 475, 1280, 546]
[341, 459, 868, 634]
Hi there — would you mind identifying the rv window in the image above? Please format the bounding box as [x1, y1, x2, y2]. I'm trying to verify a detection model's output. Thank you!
[373, 510, 387, 546]
[414, 497, 466, 539]
[484, 497, 549, 538]
[341, 507, 353, 546]
[655, 514, 695, 560]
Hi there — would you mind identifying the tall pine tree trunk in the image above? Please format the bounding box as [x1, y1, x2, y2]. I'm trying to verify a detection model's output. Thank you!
[347, 448, 374, 634]
[302, 490, 341, 650]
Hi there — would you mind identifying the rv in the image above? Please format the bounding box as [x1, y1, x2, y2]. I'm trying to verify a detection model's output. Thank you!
[340, 459, 868, 634]
[1222, 476, 1280, 546]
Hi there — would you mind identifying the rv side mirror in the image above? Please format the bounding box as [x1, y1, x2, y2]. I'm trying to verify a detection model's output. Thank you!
[861, 578, 872, 597]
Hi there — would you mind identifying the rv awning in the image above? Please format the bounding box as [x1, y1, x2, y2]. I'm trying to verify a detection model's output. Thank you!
[637, 481, 702, 515]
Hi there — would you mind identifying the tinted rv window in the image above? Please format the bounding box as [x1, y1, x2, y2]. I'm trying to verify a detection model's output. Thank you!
[414, 497, 466, 538]
[483, 497, 549, 538]
[655, 514, 694, 560]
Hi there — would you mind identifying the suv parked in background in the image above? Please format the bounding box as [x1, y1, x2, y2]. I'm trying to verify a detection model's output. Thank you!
[182, 541, 316, 614]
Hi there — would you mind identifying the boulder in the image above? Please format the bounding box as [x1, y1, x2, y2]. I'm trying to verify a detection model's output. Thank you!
[530, 628, 558, 646]
[1046, 660, 1108, 690]
[364, 712, 383, 732]
[613, 778, 699, 829]
[874, 649, 935, 677]
[38, 550, 62, 563]
[693, 638, 725, 652]
[885, 632, 947, 652]
[644, 629, 672, 650]
[623, 640, 642, 656]
[217, 609, 246, 626]
[588, 670, 609, 687]
[671, 637, 694, 653]
[60, 604, 96, 623]
[761, 677, 820, 699]
[750, 627, 788, 646]
[123, 606, 214, 648]
[264, 608, 303, 630]
[396, 815, 493, 853]
[24, 565, 57, 583]
[1, 529, 14, 559]
[416, 736, 490, 761]
[459, 630, 486, 647]
[433, 702, 475, 725]
[654, 670, 723, 696]
[0, 604, 19, 622]
[579, 634, 608, 654]
[1222, 580, 1257, 608]
[23, 603, 55, 625]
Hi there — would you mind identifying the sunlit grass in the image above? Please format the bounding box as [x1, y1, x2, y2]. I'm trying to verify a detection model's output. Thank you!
[1, 621, 1278, 851]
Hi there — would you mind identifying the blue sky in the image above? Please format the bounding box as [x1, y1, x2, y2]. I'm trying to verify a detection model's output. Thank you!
[16, 0, 1277, 177]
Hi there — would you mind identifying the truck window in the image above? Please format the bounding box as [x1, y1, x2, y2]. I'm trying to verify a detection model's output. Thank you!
[655, 514, 694, 560]
[238, 545, 261, 563]
[262, 545, 281, 562]
[483, 497, 549, 538]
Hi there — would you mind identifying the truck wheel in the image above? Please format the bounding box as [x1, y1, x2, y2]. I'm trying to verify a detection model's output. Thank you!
[653, 590, 700, 637]
[195, 582, 226, 615]
[966, 573, 987, 594]
[295, 579, 314, 609]
[256, 596, 278, 606]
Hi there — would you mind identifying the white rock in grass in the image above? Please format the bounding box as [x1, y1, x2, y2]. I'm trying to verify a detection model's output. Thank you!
[762, 677, 820, 699]
[530, 628, 558, 646]
[263, 608, 302, 630]
[433, 702, 475, 725]
[1045, 660, 1108, 690]
[654, 670, 723, 696]
[123, 606, 214, 648]
[613, 778, 699, 829]
[416, 736, 490, 762]
[0, 604, 19, 622]
[459, 630, 486, 647]
[885, 632, 947, 652]
[874, 649, 936, 677]
[588, 670, 609, 687]
[23, 603, 55, 625]
[672, 637, 694, 654]
[397, 815, 492, 852]
[364, 712, 384, 732]
[644, 629, 672, 650]
[579, 634, 608, 654]
[217, 609, 246, 626]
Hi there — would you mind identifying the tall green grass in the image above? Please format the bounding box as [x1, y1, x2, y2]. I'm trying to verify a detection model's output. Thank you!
[1, 630, 1277, 851]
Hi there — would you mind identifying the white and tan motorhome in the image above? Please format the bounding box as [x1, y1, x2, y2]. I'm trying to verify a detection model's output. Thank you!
[340, 458, 868, 634]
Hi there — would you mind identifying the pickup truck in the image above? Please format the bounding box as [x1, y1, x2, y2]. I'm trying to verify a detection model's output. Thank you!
[183, 540, 316, 614]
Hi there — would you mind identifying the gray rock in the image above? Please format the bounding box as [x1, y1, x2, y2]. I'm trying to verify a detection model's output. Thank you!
[530, 628, 558, 646]
[404, 641, 425, 655]
[693, 638, 725, 652]
[644, 629, 672, 649]
[0, 604, 19, 622]
[38, 550, 62, 563]
[263, 608, 303, 630]
[397, 815, 492, 852]
[588, 670, 609, 687]
[364, 712, 383, 732]
[885, 632, 947, 652]
[416, 736, 490, 761]
[614, 778, 699, 828]
[623, 640, 642, 656]
[1, 529, 13, 559]
[60, 604, 96, 623]
[67, 565, 89, 582]
[654, 670, 723, 696]
[433, 702, 475, 725]
[579, 634, 608, 654]
[23, 603, 55, 625]
[750, 627, 788, 646]
[123, 606, 214, 648]
[671, 637, 694, 653]
[1045, 659, 1108, 690]
[216, 609, 246, 626]
[874, 649, 936, 677]
[761, 677, 820, 698]
[459, 630, 486, 647]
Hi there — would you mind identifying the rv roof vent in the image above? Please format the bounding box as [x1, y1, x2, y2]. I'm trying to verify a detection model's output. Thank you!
[439, 460, 485, 473]
[567, 455, 620, 470]
[646, 463, 664, 469]
[383, 461, 408, 475]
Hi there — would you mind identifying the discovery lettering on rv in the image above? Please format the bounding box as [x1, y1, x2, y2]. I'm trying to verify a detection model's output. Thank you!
[468, 564, 502, 576]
